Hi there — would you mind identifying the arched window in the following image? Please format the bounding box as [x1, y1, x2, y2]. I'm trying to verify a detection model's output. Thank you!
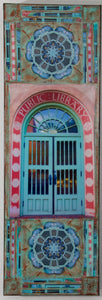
[21, 103, 84, 216]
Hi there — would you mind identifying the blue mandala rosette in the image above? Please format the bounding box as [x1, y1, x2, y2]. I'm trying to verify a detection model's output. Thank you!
[26, 26, 79, 79]
[29, 222, 80, 274]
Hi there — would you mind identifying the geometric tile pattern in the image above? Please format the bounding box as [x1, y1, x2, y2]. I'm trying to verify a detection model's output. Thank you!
[4, 219, 99, 295]
[26, 26, 79, 79]
[4, 4, 100, 296]
[29, 222, 80, 274]
[5, 5, 99, 83]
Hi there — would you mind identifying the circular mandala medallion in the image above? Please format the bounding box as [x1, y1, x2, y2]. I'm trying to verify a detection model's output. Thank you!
[26, 26, 79, 79]
[29, 222, 80, 274]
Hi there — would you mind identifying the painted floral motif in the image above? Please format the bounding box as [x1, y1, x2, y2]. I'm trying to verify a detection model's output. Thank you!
[29, 222, 80, 274]
[26, 26, 79, 79]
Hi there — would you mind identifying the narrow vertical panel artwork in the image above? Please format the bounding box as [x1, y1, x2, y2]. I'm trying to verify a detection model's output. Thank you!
[4, 4, 100, 295]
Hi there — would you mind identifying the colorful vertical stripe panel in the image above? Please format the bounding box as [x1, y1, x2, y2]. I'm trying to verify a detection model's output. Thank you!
[11, 220, 15, 278]
[93, 220, 98, 276]
[87, 24, 92, 83]
[6, 221, 10, 278]
[83, 220, 87, 275]
[16, 23, 21, 81]
[11, 23, 16, 80]
[5, 23, 10, 80]
[84, 220, 98, 276]
[17, 220, 21, 277]
[93, 23, 98, 83]
[88, 220, 93, 276]
[83, 24, 87, 83]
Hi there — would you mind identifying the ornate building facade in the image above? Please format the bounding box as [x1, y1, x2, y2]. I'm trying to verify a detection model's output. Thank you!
[4, 4, 100, 295]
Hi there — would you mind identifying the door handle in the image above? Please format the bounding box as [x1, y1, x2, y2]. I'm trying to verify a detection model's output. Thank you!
[49, 174, 52, 185]
[54, 171, 57, 185]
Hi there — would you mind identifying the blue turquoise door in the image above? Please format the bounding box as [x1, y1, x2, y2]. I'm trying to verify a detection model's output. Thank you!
[22, 135, 84, 216]
[23, 136, 53, 215]
[54, 136, 84, 215]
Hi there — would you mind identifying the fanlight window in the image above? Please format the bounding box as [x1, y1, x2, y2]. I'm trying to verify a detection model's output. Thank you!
[26, 108, 78, 134]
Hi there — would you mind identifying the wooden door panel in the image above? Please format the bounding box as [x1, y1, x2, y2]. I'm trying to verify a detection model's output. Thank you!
[54, 137, 84, 215]
[23, 136, 52, 215]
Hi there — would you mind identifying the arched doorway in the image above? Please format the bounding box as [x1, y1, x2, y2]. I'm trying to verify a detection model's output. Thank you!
[10, 90, 95, 218]
[21, 103, 84, 216]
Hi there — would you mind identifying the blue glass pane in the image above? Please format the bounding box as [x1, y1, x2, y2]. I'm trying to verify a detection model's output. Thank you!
[35, 112, 43, 122]
[27, 108, 78, 133]
[40, 109, 49, 119]
[56, 109, 64, 119]
[61, 112, 71, 122]
[68, 118, 75, 126]
[49, 108, 56, 118]
[68, 126, 78, 133]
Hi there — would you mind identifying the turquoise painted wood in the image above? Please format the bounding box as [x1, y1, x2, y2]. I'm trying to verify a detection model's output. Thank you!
[5, 23, 10, 74]
[22, 134, 84, 215]
[93, 23, 98, 78]
[23, 136, 53, 215]
[54, 136, 84, 215]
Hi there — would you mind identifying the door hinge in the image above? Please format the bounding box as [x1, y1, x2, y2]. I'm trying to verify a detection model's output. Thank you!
[24, 142, 25, 148]
[22, 201, 24, 207]
[80, 171, 82, 177]
[81, 200, 83, 206]
[80, 142, 82, 148]
[23, 171, 25, 177]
